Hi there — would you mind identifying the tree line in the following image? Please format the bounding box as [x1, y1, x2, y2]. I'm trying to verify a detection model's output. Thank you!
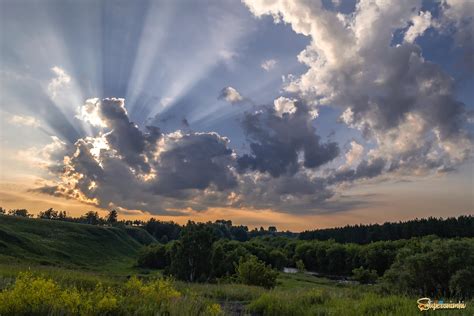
[1, 207, 473, 298]
[299, 215, 474, 243]
[0, 207, 295, 241]
[138, 221, 474, 299]
[3, 206, 472, 244]
[0, 207, 120, 226]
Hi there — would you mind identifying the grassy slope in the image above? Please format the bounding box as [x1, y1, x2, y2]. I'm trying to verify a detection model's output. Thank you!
[0, 215, 155, 270]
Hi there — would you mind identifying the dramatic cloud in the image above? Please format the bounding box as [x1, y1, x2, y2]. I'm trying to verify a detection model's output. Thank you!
[17, 0, 474, 218]
[243, 0, 473, 178]
[35, 97, 354, 215]
[37, 98, 238, 214]
[237, 101, 339, 177]
[218, 86, 244, 104]
[261, 59, 277, 71]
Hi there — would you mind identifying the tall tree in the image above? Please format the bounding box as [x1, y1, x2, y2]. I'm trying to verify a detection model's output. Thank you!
[38, 208, 58, 220]
[106, 209, 118, 224]
[82, 211, 100, 225]
[169, 221, 216, 282]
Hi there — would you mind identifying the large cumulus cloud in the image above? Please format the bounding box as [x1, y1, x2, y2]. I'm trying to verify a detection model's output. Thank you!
[37, 98, 238, 214]
[237, 100, 339, 177]
[243, 0, 473, 177]
[33, 0, 474, 216]
[35, 98, 350, 215]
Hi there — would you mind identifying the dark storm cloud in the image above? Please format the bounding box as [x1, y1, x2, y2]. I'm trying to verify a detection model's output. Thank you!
[97, 98, 159, 174]
[237, 101, 339, 177]
[151, 132, 237, 195]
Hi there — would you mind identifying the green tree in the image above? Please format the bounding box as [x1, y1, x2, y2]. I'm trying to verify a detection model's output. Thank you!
[269, 249, 287, 270]
[383, 237, 474, 298]
[449, 268, 474, 299]
[236, 256, 278, 289]
[38, 208, 58, 220]
[137, 244, 169, 269]
[8, 209, 30, 217]
[106, 209, 118, 224]
[352, 266, 378, 284]
[82, 211, 100, 225]
[211, 240, 249, 278]
[169, 221, 216, 282]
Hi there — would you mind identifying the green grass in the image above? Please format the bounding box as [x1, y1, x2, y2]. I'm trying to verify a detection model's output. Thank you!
[0, 215, 155, 271]
[1, 216, 472, 315]
[1, 267, 472, 315]
[247, 273, 473, 316]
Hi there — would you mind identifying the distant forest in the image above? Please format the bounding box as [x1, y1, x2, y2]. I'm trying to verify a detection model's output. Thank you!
[299, 215, 474, 243]
[1, 208, 474, 298]
[1, 206, 472, 243]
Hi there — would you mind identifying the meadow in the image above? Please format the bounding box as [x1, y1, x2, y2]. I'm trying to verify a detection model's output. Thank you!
[0, 214, 472, 315]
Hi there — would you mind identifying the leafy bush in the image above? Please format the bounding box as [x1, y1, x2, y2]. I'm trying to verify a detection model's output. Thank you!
[296, 259, 305, 272]
[352, 266, 378, 284]
[236, 256, 278, 289]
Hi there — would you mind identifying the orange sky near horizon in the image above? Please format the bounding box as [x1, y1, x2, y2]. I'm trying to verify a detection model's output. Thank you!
[1, 165, 472, 232]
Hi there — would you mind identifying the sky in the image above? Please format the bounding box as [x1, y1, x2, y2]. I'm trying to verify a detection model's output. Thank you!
[0, 0, 473, 231]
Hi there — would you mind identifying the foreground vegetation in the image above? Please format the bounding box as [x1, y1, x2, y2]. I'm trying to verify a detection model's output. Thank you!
[1, 213, 473, 315]
[0, 272, 221, 316]
[0, 268, 472, 316]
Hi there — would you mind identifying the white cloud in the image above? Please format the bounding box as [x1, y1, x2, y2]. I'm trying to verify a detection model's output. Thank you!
[219, 86, 243, 104]
[47, 66, 71, 99]
[76, 98, 107, 127]
[9, 114, 40, 128]
[345, 141, 364, 167]
[243, 0, 473, 175]
[261, 59, 277, 71]
[404, 11, 432, 43]
[273, 96, 297, 117]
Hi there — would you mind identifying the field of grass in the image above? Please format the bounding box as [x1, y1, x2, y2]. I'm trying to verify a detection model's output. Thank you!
[0, 215, 155, 270]
[0, 215, 472, 315]
[1, 267, 472, 315]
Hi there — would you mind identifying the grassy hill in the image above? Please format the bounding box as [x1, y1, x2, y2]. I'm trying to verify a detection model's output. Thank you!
[0, 215, 155, 270]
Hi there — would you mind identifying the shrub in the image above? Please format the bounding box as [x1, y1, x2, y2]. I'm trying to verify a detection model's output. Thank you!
[137, 243, 169, 269]
[236, 256, 278, 289]
[296, 259, 305, 273]
[352, 266, 378, 284]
